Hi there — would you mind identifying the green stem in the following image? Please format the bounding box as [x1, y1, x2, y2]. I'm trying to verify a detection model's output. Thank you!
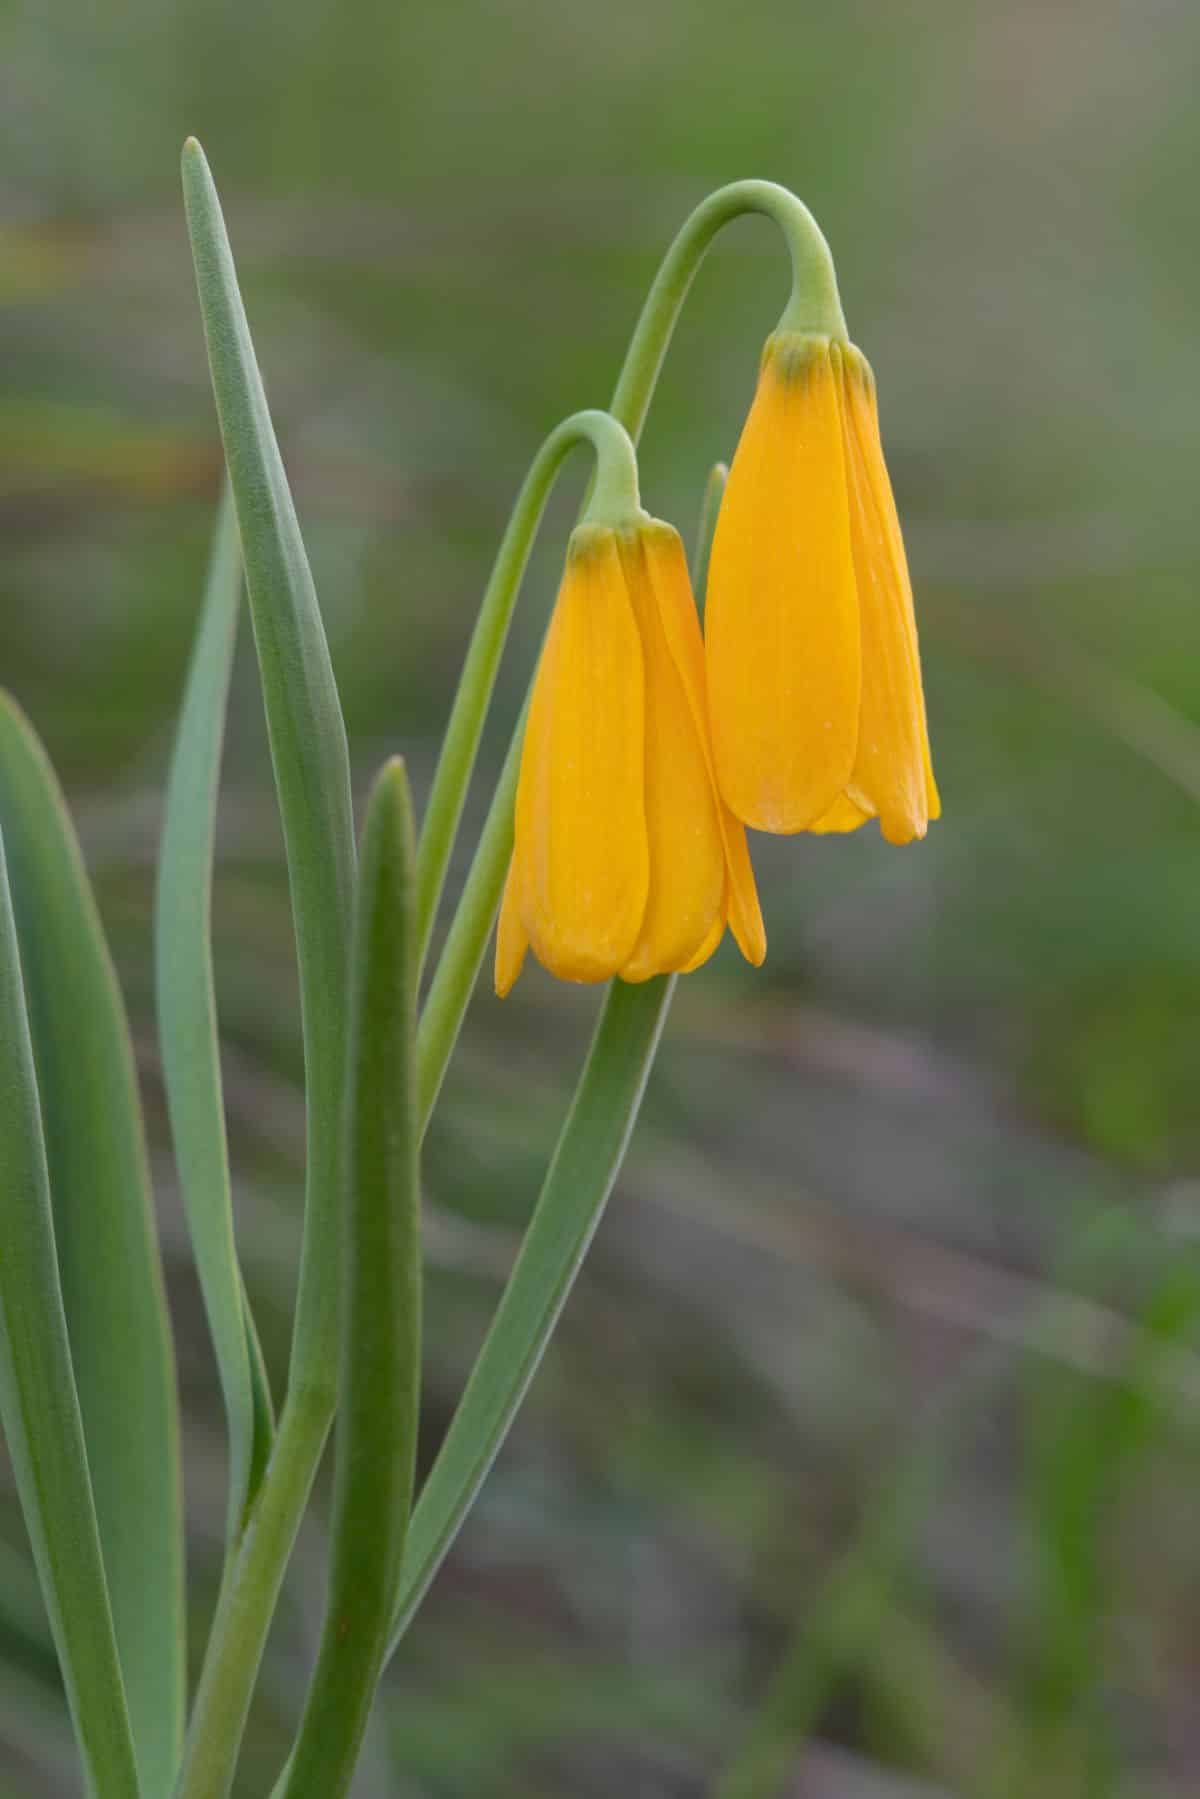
[418, 707, 524, 1129]
[173, 1392, 329, 1799]
[611, 178, 847, 442]
[414, 410, 640, 968]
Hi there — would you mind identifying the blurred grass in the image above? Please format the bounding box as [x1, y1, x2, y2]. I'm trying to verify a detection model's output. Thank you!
[5, 0, 1200, 1792]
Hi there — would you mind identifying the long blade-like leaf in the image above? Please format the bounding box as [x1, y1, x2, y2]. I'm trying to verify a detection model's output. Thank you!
[157, 485, 273, 1536]
[283, 759, 421, 1796]
[0, 693, 185, 1793]
[389, 973, 672, 1651]
[181, 137, 356, 1401]
[0, 811, 141, 1799]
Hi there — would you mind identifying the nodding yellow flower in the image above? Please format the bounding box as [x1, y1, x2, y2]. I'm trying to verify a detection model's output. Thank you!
[496, 518, 766, 996]
[704, 333, 939, 845]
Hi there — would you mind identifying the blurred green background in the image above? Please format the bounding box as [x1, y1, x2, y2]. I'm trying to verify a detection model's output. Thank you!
[5, 0, 1200, 1792]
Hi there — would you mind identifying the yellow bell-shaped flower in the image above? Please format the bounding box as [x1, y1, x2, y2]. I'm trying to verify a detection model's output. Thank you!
[704, 333, 939, 844]
[496, 518, 765, 995]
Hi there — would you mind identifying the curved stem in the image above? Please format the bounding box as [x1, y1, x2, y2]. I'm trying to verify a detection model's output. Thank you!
[611, 178, 847, 444]
[418, 708, 524, 1130]
[414, 409, 639, 967]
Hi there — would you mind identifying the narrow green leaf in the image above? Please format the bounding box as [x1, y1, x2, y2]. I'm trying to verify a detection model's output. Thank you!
[174, 141, 357, 1799]
[283, 759, 421, 1797]
[0, 816, 141, 1799]
[0, 694, 184, 1794]
[181, 136, 356, 1401]
[390, 973, 672, 1652]
[241, 1268, 277, 1500]
[157, 484, 272, 1536]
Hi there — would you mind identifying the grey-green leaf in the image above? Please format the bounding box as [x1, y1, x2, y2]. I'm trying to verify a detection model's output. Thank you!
[283, 759, 421, 1797]
[181, 136, 357, 1400]
[157, 484, 272, 1537]
[0, 804, 142, 1799]
[389, 972, 673, 1652]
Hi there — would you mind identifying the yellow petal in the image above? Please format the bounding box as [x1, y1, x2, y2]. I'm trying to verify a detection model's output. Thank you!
[705, 335, 861, 833]
[679, 908, 725, 973]
[836, 345, 936, 843]
[924, 744, 942, 821]
[717, 825, 767, 966]
[494, 856, 528, 997]
[513, 527, 648, 983]
[646, 520, 766, 967]
[617, 525, 726, 982]
[810, 792, 872, 834]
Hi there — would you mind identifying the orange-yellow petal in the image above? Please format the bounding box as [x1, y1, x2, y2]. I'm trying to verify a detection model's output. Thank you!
[836, 344, 936, 844]
[717, 827, 767, 966]
[679, 908, 725, 973]
[924, 743, 941, 822]
[646, 520, 766, 967]
[617, 525, 727, 982]
[494, 856, 529, 996]
[810, 792, 873, 834]
[513, 526, 649, 983]
[705, 335, 861, 834]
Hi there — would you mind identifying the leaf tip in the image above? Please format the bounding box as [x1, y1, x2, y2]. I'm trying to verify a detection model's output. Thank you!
[180, 137, 211, 202]
[0, 690, 37, 758]
[367, 757, 416, 851]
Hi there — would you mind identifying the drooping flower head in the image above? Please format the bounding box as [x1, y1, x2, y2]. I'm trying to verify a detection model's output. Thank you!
[705, 332, 939, 845]
[496, 517, 765, 995]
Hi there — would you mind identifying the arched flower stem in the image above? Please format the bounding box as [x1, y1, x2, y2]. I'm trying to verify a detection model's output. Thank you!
[611, 178, 848, 444]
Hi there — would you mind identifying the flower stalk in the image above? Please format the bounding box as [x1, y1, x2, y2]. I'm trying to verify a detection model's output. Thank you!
[611, 178, 848, 443]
